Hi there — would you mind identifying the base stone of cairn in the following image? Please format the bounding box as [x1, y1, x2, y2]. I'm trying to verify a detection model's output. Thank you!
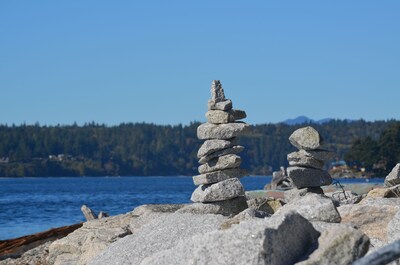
[285, 126, 334, 199]
[191, 178, 245, 203]
[178, 80, 249, 216]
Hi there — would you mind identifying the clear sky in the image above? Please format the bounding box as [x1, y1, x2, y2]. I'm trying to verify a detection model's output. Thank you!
[0, 1, 399, 126]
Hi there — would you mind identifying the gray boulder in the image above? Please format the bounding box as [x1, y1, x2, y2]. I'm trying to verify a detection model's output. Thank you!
[287, 166, 332, 188]
[88, 213, 226, 265]
[129, 205, 191, 235]
[193, 168, 247, 185]
[177, 196, 248, 216]
[197, 122, 249, 140]
[197, 139, 234, 158]
[208, 99, 232, 111]
[385, 163, 400, 187]
[198, 154, 242, 174]
[199, 145, 244, 164]
[219, 208, 270, 230]
[388, 211, 400, 243]
[141, 211, 320, 265]
[48, 212, 135, 265]
[275, 193, 341, 223]
[289, 126, 323, 150]
[288, 151, 324, 169]
[131, 204, 185, 216]
[338, 198, 400, 246]
[191, 178, 244, 202]
[297, 224, 369, 265]
[352, 240, 400, 265]
[205, 109, 246, 124]
[1, 242, 52, 265]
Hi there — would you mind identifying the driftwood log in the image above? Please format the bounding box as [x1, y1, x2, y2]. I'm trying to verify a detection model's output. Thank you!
[0, 223, 82, 260]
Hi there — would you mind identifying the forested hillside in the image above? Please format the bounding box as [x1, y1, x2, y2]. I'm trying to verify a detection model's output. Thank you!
[345, 122, 400, 175]
[0, 120, 397, 177]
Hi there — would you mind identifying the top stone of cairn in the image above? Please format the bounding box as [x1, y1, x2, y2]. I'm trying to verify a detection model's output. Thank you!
[208, 80, 232, 111]
[211, 80, 225, 103]
[289, 126, 323, 150]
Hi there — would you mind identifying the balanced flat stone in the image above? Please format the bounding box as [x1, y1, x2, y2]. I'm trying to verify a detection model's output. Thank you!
[210, 80, 225, 102]
[384, 163, 400, 187]
[193, 168, 247, 186]
[300, 149, 335, 161]
[199, 145, 244, 164]
[205, 109, 247, 124]
[191, 178, 245, 203]
[197, 122, 249, 140]
[197, 139, 234, 158]
[289, 126, 323, 150]
[198, 154, 242, 174]
[208, 99, 232, 111]
[287, 166, 332, 188]
[177, 196, 248, 216]
[287, 151, 324, 169]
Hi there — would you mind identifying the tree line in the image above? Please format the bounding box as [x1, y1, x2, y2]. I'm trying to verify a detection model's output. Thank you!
[0, 119, 398, 177]
[345, 121, 400, 175]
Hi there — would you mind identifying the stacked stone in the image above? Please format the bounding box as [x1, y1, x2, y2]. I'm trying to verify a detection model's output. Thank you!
[190, 80, 249, 211]
[286, 126, 334, 189]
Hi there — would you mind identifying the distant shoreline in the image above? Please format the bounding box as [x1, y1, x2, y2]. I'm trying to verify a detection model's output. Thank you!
[0, 175, 196, 179]
[0, 175, 385, 180]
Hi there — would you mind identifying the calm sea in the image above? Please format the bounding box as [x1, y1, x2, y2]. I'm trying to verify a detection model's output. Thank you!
[0, 176, 384, 240]
[0, 176, 273, 240]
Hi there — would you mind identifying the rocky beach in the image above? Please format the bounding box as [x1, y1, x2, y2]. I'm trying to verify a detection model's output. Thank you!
[1, 171, 399, 265]
[1, 81, 400, 265]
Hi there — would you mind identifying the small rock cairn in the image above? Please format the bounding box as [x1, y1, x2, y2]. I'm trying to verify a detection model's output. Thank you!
[190, 80, 249, 211]
[286, 126, 334, 189]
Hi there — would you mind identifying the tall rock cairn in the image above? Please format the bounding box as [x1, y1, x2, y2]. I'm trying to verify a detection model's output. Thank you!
[286, 126, 334, 189]
[190, 80, 249, 213]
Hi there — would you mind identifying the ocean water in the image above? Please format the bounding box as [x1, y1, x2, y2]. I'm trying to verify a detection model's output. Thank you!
[0, 176, 272, 240]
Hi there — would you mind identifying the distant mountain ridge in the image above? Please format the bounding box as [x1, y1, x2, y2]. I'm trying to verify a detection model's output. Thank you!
[282, 116, 334, 125]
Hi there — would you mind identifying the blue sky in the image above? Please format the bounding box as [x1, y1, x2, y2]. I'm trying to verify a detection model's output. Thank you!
[0, 1, 399, 125]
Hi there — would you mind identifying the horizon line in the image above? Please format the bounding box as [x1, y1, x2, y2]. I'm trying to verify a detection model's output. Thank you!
[0, 117, 399, 127]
